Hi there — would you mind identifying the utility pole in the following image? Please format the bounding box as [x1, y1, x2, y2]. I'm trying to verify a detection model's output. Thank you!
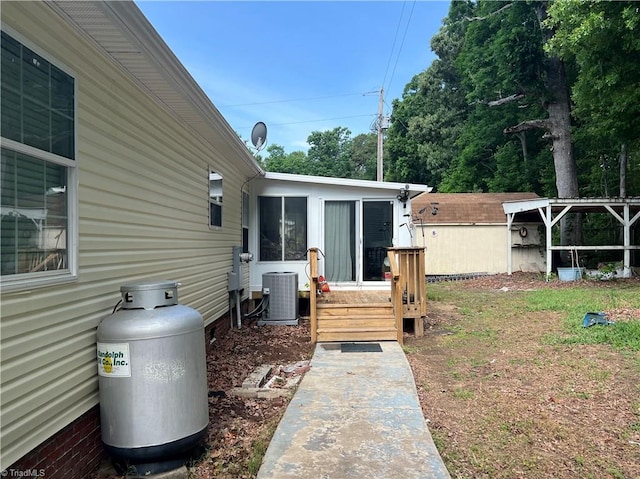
[376, 87, 384, 181]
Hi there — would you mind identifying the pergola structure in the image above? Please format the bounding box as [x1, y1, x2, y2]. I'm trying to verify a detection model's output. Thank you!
[502, 198, 640, 279]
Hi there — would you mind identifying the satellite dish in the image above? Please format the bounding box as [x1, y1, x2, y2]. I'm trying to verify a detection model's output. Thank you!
[250, 122, 267, 151]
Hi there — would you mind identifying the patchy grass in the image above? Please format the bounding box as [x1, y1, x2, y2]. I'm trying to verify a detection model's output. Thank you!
[407, 275, 640, 479]
[247, 419, 279, 476]
[527, 288, 640, 351]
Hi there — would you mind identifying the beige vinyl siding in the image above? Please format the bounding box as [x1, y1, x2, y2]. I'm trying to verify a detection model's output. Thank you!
[1, 2, 251, 468]
[416, 224, 544, 274]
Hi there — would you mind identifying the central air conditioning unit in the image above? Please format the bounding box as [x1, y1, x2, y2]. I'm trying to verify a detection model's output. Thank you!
[259, 272, 299, 326]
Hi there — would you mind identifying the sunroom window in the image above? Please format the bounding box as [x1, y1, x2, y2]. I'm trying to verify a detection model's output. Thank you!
[258, 196, 307, 261]
[1, 30, 76, 287]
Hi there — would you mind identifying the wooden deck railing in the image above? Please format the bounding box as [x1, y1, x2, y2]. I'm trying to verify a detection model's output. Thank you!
[388, 249, 403, 343]
[388, 247, 427, 343]
[309, 247, 319, 344]
[307, 246, 426, 345]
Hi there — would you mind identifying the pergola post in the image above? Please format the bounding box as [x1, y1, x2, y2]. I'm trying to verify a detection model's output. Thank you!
[506, 213, 514, 275]
[503, 198, 640, 281]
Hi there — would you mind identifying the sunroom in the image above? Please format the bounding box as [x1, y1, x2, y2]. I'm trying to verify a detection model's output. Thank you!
[247, 171, 431, 294]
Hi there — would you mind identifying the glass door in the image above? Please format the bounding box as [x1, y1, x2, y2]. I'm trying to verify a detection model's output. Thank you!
[324, 201, 356, 282]
[362, 201, 393, 281]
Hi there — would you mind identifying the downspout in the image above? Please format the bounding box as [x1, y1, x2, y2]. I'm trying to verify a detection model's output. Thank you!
[229, 170, 265, 328]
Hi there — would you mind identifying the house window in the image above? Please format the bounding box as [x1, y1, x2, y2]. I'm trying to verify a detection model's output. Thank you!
[259, 196, 307, 261]
[242, 191, 249, 253]
[209, 170, 222, 228]
[1, 30, 76, 287]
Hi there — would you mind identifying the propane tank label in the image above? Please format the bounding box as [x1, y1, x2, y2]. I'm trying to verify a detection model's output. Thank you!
[97, 342, 131, 377]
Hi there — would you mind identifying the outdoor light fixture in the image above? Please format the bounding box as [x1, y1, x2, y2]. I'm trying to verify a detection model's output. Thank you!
[239, 252, 253, 263]
[397, 185, 410, 208]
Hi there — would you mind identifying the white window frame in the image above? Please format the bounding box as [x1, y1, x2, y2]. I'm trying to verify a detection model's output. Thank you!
[258, 195, 308, 262]
[209, 169, 223, 229]
[242, 190, 249, 253]
[0, 26, 78, 292]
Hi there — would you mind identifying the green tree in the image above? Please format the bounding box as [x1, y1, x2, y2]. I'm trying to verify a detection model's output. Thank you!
[261, 130, 378, 180]
[263, 144, 308, 174]
[545, 0, 640, 197]
[455, 1, 578, 200]
[385, 0, 472, 188]
[306, 127, 353, 178]
[385, 72, 431, 184]
[349, 133, 377, 180]
[448, 0, 583, 251]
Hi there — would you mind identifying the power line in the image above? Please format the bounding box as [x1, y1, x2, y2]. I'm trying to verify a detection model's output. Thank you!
[381, 1, 407, 92]
[375, 1, 417, 181]
[239, 113, 376, 129]
[385, 0, 417, 108]
[218, 92, 363, 108]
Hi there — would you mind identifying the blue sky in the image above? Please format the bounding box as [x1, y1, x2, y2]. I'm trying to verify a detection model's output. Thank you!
[136, 1, 451, 154]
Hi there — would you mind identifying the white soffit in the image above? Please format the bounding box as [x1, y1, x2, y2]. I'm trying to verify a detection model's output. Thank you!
[47, 1, 262, 174]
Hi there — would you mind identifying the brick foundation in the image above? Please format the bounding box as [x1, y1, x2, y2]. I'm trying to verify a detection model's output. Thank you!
[5, 406, 104, 479]
[205, 299, 249, 354]
[5, 305, 246, 479]
[205, 311, 232, 354]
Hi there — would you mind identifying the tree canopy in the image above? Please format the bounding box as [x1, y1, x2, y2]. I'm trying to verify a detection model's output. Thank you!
[260, 0, 639, 202]
[259, 128, 378, 180]
[385, 0, 638, 200]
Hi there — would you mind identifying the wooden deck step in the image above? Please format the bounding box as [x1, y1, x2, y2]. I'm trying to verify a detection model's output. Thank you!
[317, 304, 392, 316]
[315, 301, 397, 342]
[317, 326, 396, 333]
[317, 317, 395, 329]
[316, 330, 398, 342]
[317, 302, 392, 308]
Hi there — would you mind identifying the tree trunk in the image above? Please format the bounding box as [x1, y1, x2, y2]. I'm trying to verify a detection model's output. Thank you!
[539, 42, 578, 198]
[515, 132, 528, 164]
[534, 3, 581, 254]
[547, 57, 582, 252]
[620, 143, 627, 197]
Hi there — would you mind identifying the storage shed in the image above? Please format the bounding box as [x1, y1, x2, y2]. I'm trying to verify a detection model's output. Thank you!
[411, 193, 544, 275]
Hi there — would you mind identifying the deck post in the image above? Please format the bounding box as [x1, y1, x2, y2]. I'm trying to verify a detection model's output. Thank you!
[387, 250, 404, 345]
[416, 247, 426, 336]
[309, 247, 319, 344]
[388, 247, 427, 341]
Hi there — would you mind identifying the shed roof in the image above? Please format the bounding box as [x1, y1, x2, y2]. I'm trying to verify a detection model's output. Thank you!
[412, 192, 540, 224]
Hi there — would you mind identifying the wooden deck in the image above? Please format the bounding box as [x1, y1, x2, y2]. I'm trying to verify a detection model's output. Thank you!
[309, 248, 427, 345]
[317, 290, 392, 305]
[316, 290, 397, 343]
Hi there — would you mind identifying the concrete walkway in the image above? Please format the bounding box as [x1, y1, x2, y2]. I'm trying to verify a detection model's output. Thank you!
[257, 341, 451, 479]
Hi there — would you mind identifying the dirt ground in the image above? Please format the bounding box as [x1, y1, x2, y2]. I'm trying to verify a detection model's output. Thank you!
[405, 274, 640, 479]
[95, 320, 315, 479]
[191, 321, 315, 479]
[96, 274, 639, 478]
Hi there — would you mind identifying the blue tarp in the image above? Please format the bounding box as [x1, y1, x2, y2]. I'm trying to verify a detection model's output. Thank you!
[582, 312, 616, 327]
